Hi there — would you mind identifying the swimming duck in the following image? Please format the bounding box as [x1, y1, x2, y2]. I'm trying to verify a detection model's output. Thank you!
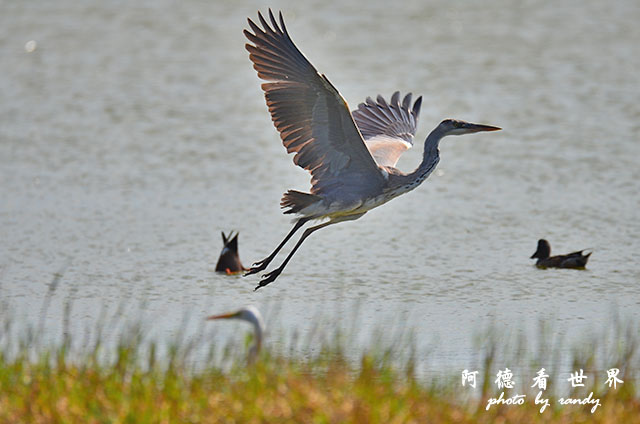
[215, 231, 247, 275]
[530, 239, 591, 269]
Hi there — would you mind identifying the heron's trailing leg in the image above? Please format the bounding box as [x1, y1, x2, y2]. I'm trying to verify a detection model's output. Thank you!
[254, 220, 334, 290]
[254, 213, 366, 290]
[244, 217, 310, 276]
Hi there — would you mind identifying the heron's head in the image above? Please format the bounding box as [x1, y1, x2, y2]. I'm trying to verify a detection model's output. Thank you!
[207, 305, 264, 329]
[439, 119, 501, 136]
[531, 239, 551, 259]
[207, 305, 265, 363]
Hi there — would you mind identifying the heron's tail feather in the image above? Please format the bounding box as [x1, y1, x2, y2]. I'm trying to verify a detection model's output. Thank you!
[280, 190, 321, 215]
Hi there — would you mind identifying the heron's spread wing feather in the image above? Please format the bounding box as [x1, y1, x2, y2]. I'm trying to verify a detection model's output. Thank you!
[352, 92, 422, 167]
[245, 10, 385, 196]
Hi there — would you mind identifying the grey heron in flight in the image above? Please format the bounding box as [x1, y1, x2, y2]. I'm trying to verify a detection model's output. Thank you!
[207, 305, 265, 363]
[244, 10, 501, 290]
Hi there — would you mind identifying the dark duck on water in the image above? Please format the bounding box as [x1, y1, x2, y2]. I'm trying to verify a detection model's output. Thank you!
[530, 239, 592, 269]
[215, 232, 248, 275]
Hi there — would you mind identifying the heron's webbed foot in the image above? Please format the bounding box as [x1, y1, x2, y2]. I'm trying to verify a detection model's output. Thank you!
[254, 268, 282, 291]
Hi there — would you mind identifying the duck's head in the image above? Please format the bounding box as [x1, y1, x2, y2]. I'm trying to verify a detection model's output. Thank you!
[438, 119, 501, 136]
[531, 239, 551, 260]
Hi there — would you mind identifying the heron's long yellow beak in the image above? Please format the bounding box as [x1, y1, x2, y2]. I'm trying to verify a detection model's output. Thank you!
[207, 311, 239, 320]
[470, 123, 501, 132]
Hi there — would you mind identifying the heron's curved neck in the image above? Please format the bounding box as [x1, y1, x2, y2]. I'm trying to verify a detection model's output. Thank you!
[408, 125, 445, 183]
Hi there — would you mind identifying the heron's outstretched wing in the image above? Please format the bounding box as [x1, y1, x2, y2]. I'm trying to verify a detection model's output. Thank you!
[244, 10, 385, 197]
[351, 92, 423, 168]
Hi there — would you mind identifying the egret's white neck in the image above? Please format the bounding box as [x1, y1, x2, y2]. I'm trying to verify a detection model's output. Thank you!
[246, 314, 264, 363]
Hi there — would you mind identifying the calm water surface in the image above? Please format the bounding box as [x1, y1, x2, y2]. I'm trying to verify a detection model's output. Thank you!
[1, 0, 639, 374]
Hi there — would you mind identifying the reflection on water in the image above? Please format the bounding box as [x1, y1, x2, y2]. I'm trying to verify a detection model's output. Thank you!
[1, 0, 639, 370]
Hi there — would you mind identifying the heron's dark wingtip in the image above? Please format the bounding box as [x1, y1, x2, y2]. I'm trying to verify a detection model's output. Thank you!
[401, 92, 412, 108]
[278, 11, 287, 34]
[267, 9, 279, 31]
[246, 17, 256, 29]
[413, 96, 423, 116]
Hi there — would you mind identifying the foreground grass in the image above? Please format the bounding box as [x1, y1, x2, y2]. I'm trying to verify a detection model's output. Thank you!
[1, 342, 639, 424]
[1, 297, 638, 423]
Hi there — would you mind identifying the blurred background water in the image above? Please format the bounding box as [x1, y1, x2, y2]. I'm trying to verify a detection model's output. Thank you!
[1, 0, 639, 376]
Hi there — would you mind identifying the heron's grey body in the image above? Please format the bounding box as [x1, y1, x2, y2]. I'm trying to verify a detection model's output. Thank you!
[244, 10, 500, 290]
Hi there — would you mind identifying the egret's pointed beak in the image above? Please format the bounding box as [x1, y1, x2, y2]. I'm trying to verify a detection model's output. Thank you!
[464, 122, 502, 133]
[207, 311, 239, 320]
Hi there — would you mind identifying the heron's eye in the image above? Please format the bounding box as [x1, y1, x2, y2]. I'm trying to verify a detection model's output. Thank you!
[453, 121, 461, 128]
